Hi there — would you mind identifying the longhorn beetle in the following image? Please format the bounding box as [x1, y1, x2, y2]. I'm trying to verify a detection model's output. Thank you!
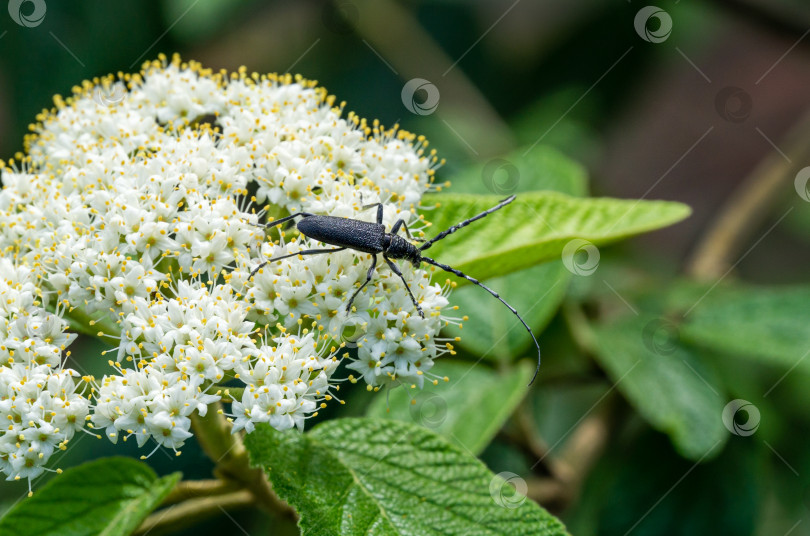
[250, 195, 541, 384]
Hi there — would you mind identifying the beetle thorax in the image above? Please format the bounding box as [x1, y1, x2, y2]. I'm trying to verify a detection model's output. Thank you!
[384, 234, 421, 264]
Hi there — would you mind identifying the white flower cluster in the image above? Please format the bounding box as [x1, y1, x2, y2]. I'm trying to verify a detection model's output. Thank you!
[0, 260, 89, 488]
[0, 54, 457, 482]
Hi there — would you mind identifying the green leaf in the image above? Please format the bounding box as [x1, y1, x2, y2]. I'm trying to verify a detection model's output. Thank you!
[0, 457, 180, 536]
[442, 146, 583, 358]
[591, 315, 727, 460]
[419, 191, 691, 284]
[681, 285, 810, 371]
[246, 418, 568, 536]
[449, 262, 569, 360]
[366, 360, 534, 454]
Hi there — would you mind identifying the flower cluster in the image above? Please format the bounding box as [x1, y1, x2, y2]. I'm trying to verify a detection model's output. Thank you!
[0, 55, 457, 483]
[0, 260, 90, 488]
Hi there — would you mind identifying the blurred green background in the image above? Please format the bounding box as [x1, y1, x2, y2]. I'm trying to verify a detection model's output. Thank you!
[2, 1, 810, 535]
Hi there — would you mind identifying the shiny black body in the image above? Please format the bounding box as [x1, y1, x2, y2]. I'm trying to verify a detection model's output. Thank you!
[296, 215, 421, 264]
[251, 195, 543, 385]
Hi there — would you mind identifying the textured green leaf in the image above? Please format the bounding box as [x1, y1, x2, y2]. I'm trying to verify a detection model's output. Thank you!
[0, 457, 180, 536]
[366, 361, 534, 454]
[246, 418, 568, 536]
[591, 315, 727, 460]
[443, 146, 583, 358]
[419, 192, 691, 285]
[681, 285, 810, 371]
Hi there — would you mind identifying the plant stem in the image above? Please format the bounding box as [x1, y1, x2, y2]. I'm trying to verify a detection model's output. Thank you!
[513, 401, 564, 480]
[190, 402, 296, 520]
[161, 479, 240, 506]
[511, 392, 613, 508]
[513, 301, 612, 510]
[525, 477, 567, 510]
[134, 490, 254, 536]
[555, 401, 612, 496]
[687, 108, 810, 279]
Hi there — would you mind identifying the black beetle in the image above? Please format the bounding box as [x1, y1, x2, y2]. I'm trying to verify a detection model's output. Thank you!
[251, 195, 542, 384]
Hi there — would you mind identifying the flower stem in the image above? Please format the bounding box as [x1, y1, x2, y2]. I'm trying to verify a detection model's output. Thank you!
[190, 402, 295, 519]
[161, 479, 240, 505]
[134, 489, 255, 536]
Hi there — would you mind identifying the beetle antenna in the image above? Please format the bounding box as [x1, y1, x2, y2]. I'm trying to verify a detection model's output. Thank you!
[419, 195, 516, 253]
[261, 212, 310, 229]
[421, 256, 541, 386]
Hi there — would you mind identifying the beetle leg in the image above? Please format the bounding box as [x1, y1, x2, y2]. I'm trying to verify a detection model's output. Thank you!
[250, 247, 346, 278]
[345, 255, 378, 313]
[261, 212, 313, 229]
[390, 219, 425, 242]
[358, 202, 384, 224]
[384, 256, 424, 318]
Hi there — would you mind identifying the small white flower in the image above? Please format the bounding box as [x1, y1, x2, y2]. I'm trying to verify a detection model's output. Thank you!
[145, 412, 193, 449]
[127, 221, 177, 264]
